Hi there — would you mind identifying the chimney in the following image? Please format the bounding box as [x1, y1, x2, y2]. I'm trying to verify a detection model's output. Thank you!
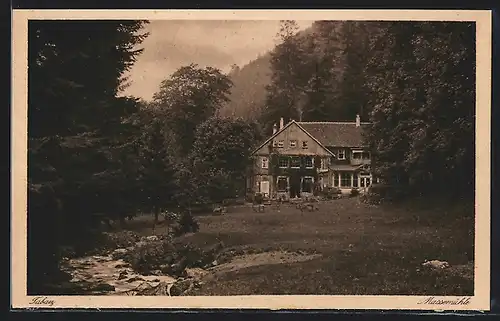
[279, 117, 284, 130]
[355, 114, 360, 127]
[273, 123, 278, 134]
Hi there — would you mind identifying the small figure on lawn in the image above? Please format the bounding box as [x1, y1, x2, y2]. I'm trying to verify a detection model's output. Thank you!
[252, 193, 265, 213]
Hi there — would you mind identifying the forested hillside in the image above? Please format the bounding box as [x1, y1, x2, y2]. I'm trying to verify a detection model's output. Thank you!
[223, 20, 475, 197]
[220, 21, 371, 127]
[219, 54, 271, 120]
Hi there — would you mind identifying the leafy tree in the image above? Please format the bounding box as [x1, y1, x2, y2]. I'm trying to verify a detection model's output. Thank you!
[186, 117, 262, 204]
[27, 20, 149, 293]
[135, 107, 178, 225]
[152, 64, 233, 156]
[262, 20, 308, 132]
[335, 21, 382, 121]
[300, 21, 344, 121]
[364, 21, 475, 197]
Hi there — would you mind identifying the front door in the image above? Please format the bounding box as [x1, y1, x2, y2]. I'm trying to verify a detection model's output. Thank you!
[359, 175, 371, 188]
[260, 181, 270, 198]
[289, 173, 301, 198]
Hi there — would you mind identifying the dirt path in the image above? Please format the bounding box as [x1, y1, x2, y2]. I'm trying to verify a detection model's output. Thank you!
[208, 251, 322, 275]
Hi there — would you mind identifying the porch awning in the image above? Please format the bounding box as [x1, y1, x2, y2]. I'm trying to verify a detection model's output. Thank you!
[329, 164, 367, 172]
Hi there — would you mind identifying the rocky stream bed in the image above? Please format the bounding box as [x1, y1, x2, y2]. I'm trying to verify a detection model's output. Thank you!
[58, 237, 323, 296]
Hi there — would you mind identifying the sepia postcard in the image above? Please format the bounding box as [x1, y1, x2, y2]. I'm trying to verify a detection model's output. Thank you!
[11, 9, 492, 311]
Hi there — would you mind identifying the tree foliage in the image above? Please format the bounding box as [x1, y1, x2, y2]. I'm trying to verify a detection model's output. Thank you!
[364, 22, 475, 196]
[27, 20, 149, 293]
[260, 20, 475, 197]
[152, 64, 233, 156]
[187, 117, 262, 203]
[262, 20, 308, 131]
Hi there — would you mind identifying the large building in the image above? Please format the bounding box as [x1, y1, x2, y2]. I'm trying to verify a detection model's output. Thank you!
[247, 115, 374, 200]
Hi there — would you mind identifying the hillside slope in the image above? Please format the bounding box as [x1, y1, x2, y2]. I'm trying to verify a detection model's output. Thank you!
[219, 53, 271, 120]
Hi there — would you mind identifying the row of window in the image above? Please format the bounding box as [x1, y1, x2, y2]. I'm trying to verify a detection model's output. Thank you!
[276, 176, 314, 193]
[273, 139, 308, 149]
[261, 156, 320, 169]
[332, 172, 372, 188]
[271, 142, 370, 162]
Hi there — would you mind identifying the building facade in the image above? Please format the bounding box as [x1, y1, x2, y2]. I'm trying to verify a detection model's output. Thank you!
[247, 115, 374, 200]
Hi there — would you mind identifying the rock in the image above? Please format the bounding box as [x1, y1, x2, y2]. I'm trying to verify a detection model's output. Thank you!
[115, 263, 129, 269]
[145, 235, 159, 242]
[117, 271, 128, 280]
[211, 260, 218, 266]
[137, 281, 170, 296]
[185, 267, 208, 279]
[170, 262, 187, 277]
[422, 260, 450, 269]
[149, 270, 163, 276]
[127, 276, 145, 283]
[112, 248, 128, 259]
[88, 282, 115, 292]
[159, 264, 172, 274]
[170, 278, 194, 296]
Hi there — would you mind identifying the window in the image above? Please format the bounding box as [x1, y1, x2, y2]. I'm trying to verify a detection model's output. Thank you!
[302, 141, 308, 149]
[290, 157, 301, 168]
[340, 172, 351, 187]
[338, 149, 346, 160]
[277, 177, 288, 192]
[305, 156, 314, 168]
[360, 175, 371, 188]
[320, 158, 329, 170]
[278, 157, 289, 168]
[352, 173, 358, 187]
[289, 140, 297, 148]
[272, 140, 278, 147]
[277, 140, 284, 148]
[261, 157, 269, 169]
[352, 150, 370, 160]
[302, 177, 314, 193]
[332, 173, 338, 187]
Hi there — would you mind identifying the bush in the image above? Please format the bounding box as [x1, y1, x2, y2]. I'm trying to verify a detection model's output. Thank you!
[171, 212, 199, 237]
[124, 239, 178, 275]
[367, 183, 410, 203]
[123, 238, 225, 276]
[350, 188, 360, 197]
[254, 192, 264, 204]
[321, 187, 342, 200]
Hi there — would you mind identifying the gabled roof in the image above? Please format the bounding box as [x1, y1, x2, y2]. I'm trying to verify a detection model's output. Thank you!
[296, 122, 370, 148]
[251, 120, 335, 156]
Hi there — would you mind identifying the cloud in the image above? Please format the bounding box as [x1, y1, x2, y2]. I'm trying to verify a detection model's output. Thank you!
[122, 20, 314, 100]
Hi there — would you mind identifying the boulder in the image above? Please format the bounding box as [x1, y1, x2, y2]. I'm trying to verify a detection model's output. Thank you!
[170, 278, 195, 296]
[422, 260, 450, 269]
[126, 276, 145, 283]
[185, 267, 208, 279]
[88, 282, 115, 293]
[145, 235, 159, 242]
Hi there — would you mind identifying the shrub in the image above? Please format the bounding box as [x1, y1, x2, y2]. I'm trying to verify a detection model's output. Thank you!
[171, 212, 199, 237]
[245, 192, 254, 203]
[124, 239, 178, 275]
[254, 192, 264, 204]
[102, 230, 141, 249]
[366, 183, 410, 203]
[321, 187, 342, 200]
[350, 188, 360, 197]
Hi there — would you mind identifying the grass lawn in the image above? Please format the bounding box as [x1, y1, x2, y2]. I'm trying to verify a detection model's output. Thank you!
[124, 197, 475, 296]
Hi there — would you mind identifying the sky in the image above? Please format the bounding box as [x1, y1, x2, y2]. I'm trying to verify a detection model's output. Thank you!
[122, 20, 314, 101]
